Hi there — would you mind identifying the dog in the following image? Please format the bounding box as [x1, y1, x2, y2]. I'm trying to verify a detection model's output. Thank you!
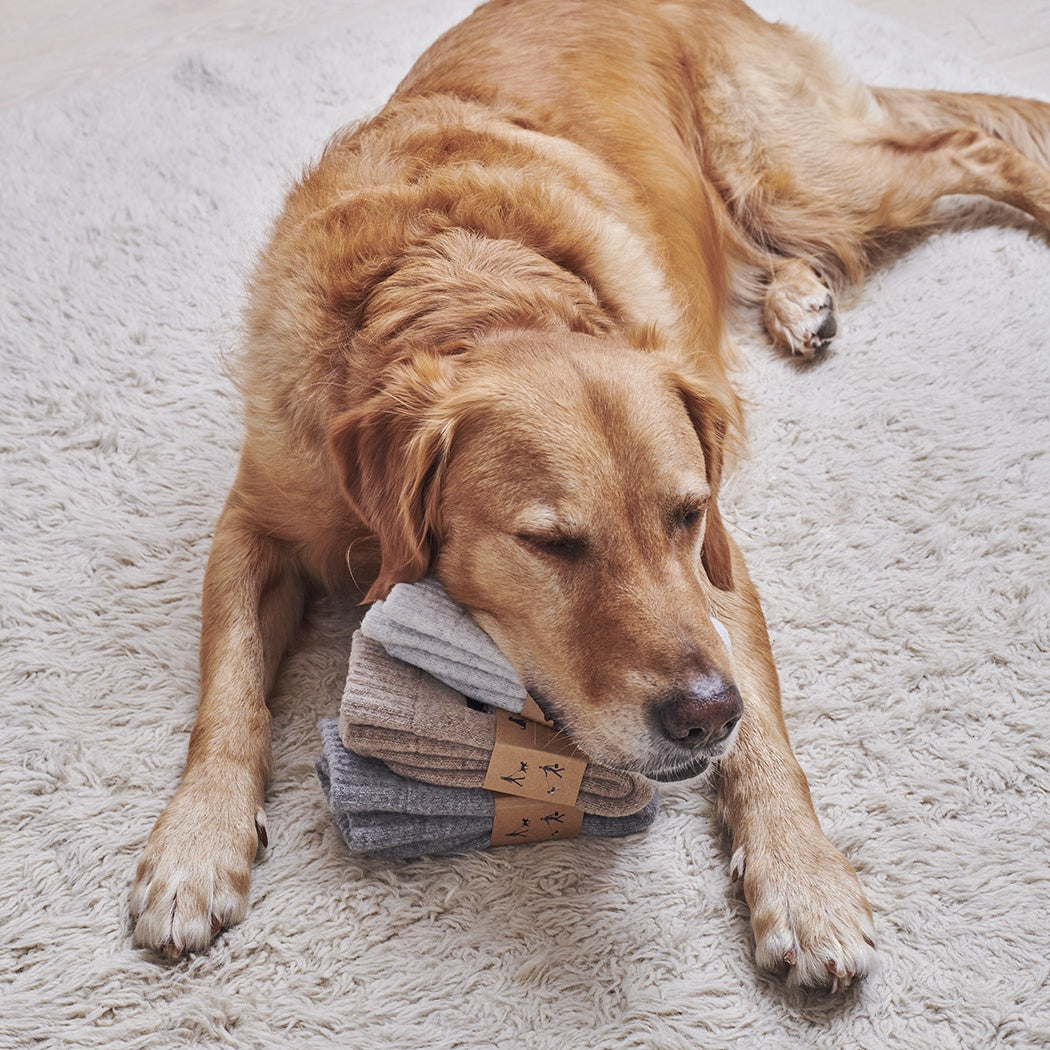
[130, 0, 1050, 989]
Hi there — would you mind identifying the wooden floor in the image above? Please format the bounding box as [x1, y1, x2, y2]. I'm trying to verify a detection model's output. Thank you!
[2, 0, 1049, 110]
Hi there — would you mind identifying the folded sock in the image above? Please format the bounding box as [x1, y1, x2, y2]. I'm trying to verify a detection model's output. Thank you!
[317, 718, 659, 858]
[339, 632, 656, 817]
[360, 577, 528, 713]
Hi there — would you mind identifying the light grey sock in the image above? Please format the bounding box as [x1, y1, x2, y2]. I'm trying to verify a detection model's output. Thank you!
[361, 577, 527, 713]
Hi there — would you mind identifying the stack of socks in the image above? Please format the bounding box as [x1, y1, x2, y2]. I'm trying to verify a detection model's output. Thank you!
[317, 578, 659, 858]
[317, 720, 661, 858]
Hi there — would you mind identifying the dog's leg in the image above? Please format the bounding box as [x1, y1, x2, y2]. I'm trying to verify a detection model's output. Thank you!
[873, 124, 1050, 231]
[130, 495, 306, 956]
[762, 258, 837, 356]
[872, 88, 1050, 171]
[711, 541, 875, 990]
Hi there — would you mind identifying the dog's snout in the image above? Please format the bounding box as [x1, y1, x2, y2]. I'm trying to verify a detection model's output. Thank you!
[657, 676, 743, 750]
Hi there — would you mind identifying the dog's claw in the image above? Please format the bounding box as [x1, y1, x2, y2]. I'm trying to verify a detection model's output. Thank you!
[825, 959, 854, 992]
[730, 846, 746, 883]
[255, 810, 268, 849]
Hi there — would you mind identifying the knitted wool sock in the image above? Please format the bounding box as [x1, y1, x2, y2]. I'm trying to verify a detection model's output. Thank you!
[360, 577, 527, 713]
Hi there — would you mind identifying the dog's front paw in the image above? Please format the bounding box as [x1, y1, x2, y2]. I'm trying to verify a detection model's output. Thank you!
[763, 260, 837, 356]
[131, 782, 267, 957]
[732, 835, 875, 991]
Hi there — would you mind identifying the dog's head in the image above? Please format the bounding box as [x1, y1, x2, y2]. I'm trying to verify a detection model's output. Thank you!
[329, 330, 743, 780]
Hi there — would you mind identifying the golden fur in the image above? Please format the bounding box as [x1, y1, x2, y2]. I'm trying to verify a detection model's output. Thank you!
[131, 0, 1050, 989]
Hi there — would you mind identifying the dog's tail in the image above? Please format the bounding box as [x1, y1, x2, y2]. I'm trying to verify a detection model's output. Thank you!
[873, 87, 1050, 170]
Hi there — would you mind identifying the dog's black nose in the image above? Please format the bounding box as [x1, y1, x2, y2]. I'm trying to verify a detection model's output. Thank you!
[657, 676, 743, 749]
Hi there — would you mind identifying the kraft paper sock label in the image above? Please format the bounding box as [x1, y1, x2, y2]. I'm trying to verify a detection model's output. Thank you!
[490, 793, 585, 846]
[482, 711, 588, 805]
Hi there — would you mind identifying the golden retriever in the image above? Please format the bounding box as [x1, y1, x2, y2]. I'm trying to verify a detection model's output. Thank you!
[130, 0, 1050, 989]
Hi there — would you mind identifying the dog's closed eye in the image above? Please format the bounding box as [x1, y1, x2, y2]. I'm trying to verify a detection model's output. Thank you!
[669, 494, 709, 536]
[515, 530, 587, 559]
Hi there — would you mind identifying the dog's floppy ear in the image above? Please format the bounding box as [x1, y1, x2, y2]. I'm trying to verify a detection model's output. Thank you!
[328, 351, 460, 603]
[669, 366, 741, 592]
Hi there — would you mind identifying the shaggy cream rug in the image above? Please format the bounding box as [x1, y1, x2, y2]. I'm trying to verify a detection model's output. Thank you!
[2, 1, 1048, 1046]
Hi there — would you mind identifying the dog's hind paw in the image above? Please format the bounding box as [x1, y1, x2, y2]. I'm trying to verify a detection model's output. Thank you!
[733, 835, 876, 991]
[762, 259, 837, 356]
